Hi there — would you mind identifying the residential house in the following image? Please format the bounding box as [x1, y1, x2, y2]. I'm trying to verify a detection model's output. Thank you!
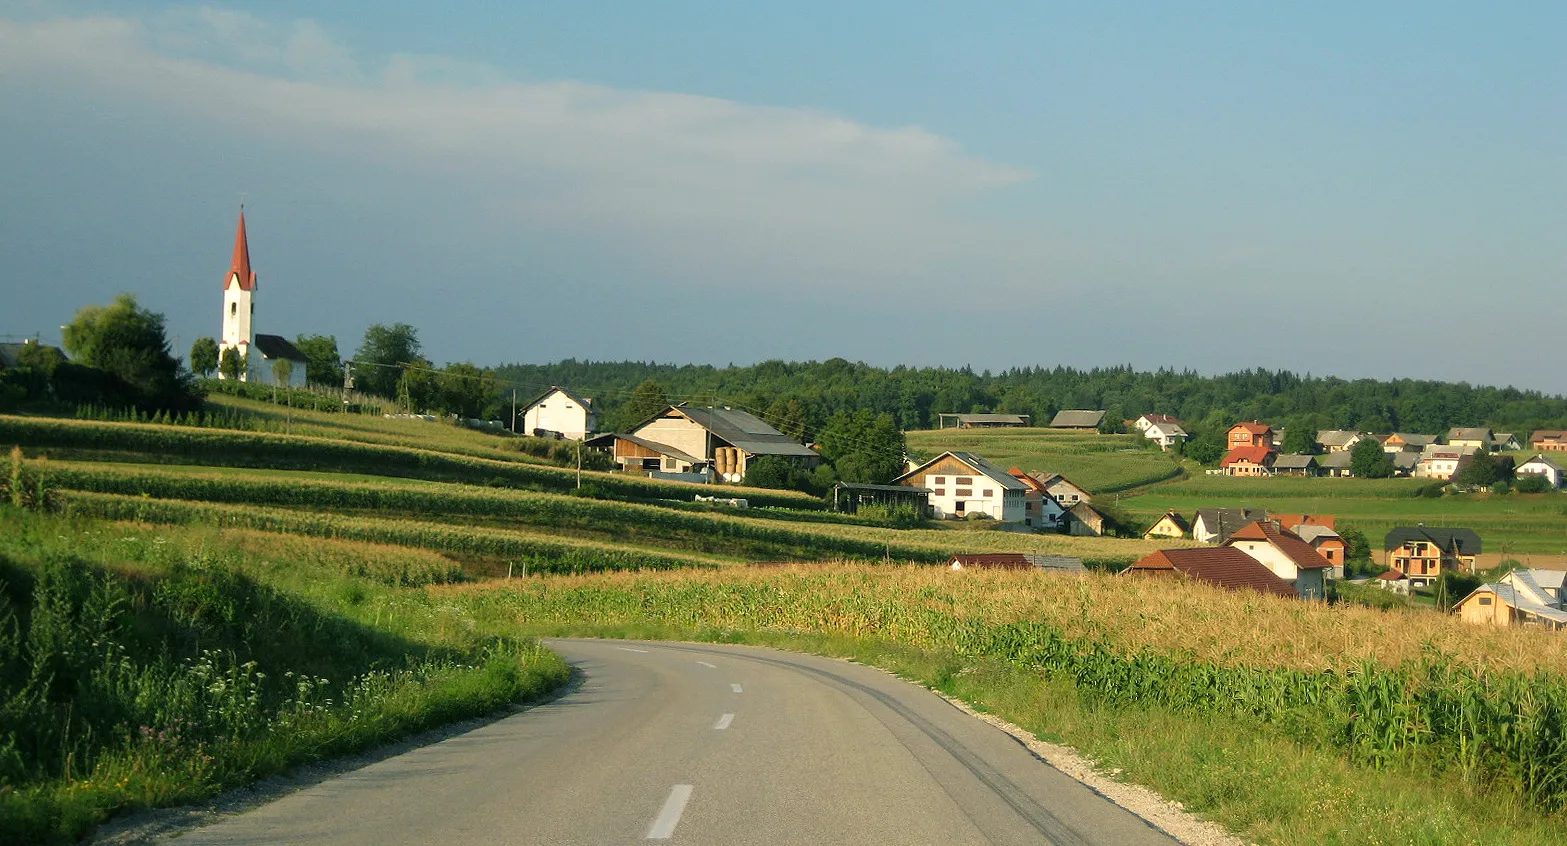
[1530, 430, 1567, 452]
[1516, 454, 1565, 488]
[1221, 445, 1276, 476]
[520, 386, 597, 440]
[1143, 421, 1189, 451]
[1006, 468, 1067, 530]
[624, 405, 819, 483]
[1191, 507, 1270, 544]
[1413, 443, 1479, 480]
[1144, 510, 1190, 540]
[1494, 433, 1522, 451]
[1383, 433, 1441, 453]
[1274, 515, 1346, 578]
[1123, 547, 1298, 598]
[1384, 527, 1483, 587]
[1316, 430, 1365, 453]
[1223, 520, 1333, 599]
[585, 433, 708, 478]
[1272, 453, 1320, 477]
[1455, 569, 1567, 630]
[1228, 422, 1273, 450]
[895, 451, 1028, 522]
[1027, 472, 1092, 509]
[948, 553, 1085, 573]
[250, 334, 309, 387]
[1320, 451, 1354, 477]
[937, 413, 1030, 429]
[1446, 427, 1494, 450]
[1390, 452, 1419, 477]
[1134, 414, 1183, 432]
[1065, 501, 1107, 537]
[1049, 410, 1106, 430]
[1375, 570, 1411, 596]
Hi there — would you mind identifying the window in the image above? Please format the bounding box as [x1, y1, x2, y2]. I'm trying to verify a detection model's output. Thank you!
[956, 488, 972, 497]
[983, 489, 993, 497]
[956, 477, 972, 485]
[933, 489, 945, 496]
[932, 476, 945, 484]
[1478, 596, 1493, 606]
[230, 303, 237, 316]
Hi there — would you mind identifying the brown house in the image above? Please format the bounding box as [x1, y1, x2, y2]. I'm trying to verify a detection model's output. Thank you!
[1532, 430, 1567, 452]
[1228, 422, 1274, 450]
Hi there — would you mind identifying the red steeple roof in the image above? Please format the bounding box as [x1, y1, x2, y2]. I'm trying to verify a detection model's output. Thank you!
[225, 210, 256, 291]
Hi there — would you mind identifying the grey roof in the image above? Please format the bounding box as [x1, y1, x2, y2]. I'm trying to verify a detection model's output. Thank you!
[1390, 433, 1439, 447]
[1193, 508, 1270, 542]
[668, 406, 819, 458]
[1029, 554, 1087, 572]
[1464, 582, 1567, 624]
[522, 385, 593, 412]
[896, 451, 1028, 491]
[586, 432, 704, 466]
[0, 342, 27, 369]
[1447, 427, 1493, 442]
[1384, 526, 1482, 555]
[1049, 409, 1106, 428]
[1273, 454, 1319, 470]
[1391, 452, 1420, 470]
[834, 482, 931, 494]
[1320, 451, 1353, 468]
[253, 334, 308, 362]
[1316, 430, 1362, 447]
[1293, 524, 1341, 543]
[1519, 454, 1565, 473]
[953, 413, 1029, 425]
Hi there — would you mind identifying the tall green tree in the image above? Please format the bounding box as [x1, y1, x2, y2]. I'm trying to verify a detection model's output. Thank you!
[294, 334, 343, 387]
[353, 324, 421, 399]
[610, 379, 671, 432]
[396, 358, 438, 412]
[271, 358, 294, 388]
[219, 346, 247, 381]
[189, 337, 219, 378]
[1184, 430, 1226, 465]
[62, 293, 200, 410]
[1452, 451, 1505, 489]
[1349, 437, 1394, 478]
[1282, 424, 1318, 455]
[818, 410, 907, 484]
[436, 362, 495, 419]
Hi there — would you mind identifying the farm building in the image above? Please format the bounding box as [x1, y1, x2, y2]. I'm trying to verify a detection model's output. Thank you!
[1316, 430, 1366, 453]
[937, 413, 1030, 429]
[624, 405, 819, 483]
[1065, 501, 1107, 537]
[947, 553, 1085, 572]
[894, 451, 1028, 523]
[1271, 453, 1320, 477]
[1143, 510, 1190, 540]
[1456, 569, 1567, 630]
[1122, 547, 1298, 598]
[1025, 472, 1091, 508]
[1048, 410, 1106, 430]
[1375, 570, 1411, 596]
[1384, 527, 1482, 587]
[585, 433, 708, 479]
[831, 482, 930, 516]
[520, 386, 596, 440]
[250, 334, 309, 387]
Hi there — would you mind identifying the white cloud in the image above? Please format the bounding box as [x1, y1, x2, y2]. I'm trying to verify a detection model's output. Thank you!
[0, 8, 1039, 289]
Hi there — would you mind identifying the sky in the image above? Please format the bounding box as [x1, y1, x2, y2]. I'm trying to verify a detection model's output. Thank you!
[2, 2, 1563, 393]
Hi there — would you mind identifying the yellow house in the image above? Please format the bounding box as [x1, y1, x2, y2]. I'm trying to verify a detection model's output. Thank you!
[1143, 510, 1190, 540]
[1455, 570, 1567, 630]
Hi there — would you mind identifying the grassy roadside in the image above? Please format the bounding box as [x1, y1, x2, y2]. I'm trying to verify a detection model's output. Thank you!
[458, 570, 1567, 845]
[0, 509, 570, 845]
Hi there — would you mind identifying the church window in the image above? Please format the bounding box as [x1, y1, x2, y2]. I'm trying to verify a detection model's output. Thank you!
[231, 303, 237, 316]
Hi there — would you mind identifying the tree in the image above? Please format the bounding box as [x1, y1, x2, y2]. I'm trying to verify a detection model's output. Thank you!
[1282, 424, 1318, 455]
[189, 337, 219, 378]
[436, 362, 494, 419]
[1515, 473, 1552, 494]
[294, 334, 343, 387]
[818, 410, 906, 484]
[1184, 430, 1226, 465]
[353, 323, 421, 399]
[1342, 528, 1372, 564]
[16, 343, 65, 376]
[1452, 451, 1504, 490]
[395, 358, 438, 412]
[219, 346, 247, 381]
[1349, 437, 1393, 478]
[62, 293, 200, 411]
[610, 379, 670, 432]
[271, 358, 294, 388]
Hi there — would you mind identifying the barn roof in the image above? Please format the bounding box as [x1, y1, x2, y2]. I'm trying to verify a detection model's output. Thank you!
[1049, 410, 1106, 428]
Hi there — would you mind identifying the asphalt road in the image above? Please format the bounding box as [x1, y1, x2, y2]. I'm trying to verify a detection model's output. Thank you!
[164, 639, 1180, 845]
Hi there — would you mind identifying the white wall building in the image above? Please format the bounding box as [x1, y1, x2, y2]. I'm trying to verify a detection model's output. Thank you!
[894, 451, 1028, 523]
[520, 386, 597, 440]
[217, 210, 259, 380]
[1517, 454, 1565, 488]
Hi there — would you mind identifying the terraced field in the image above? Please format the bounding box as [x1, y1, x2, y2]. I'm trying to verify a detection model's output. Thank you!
[904, 427, 1183, 493]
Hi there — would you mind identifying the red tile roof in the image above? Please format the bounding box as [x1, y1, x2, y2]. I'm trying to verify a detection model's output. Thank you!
[1221, 446, 1276, 467]
[226, 210, 257, 291]
[1224, 520, 1334, 570]
[1273, 514, 1336, 531]
[1142, 413, 1182, 425]
[1125, 548, 1298, 597]
[1377, 569, 1407, 581]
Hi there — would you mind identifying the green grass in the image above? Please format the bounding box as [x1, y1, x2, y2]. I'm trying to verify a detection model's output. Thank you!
[904, 428, 1183, 493]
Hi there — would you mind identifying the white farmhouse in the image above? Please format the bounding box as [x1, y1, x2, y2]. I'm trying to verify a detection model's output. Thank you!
[1143, 421, 1188, 450]
[520, 386, 596, 440]
[894, 451, 1028, 523]
[1517, 454, 1565, 488]
[1414, 443, 1479, 480]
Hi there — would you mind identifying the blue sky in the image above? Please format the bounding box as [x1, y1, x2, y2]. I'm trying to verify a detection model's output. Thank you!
[2, 2, 1563, 392]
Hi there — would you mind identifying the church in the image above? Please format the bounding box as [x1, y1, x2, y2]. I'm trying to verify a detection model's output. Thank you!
[218, 209, 308, 386]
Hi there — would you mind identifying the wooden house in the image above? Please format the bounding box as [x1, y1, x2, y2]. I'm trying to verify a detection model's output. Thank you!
[1456, 569, 1567, 630]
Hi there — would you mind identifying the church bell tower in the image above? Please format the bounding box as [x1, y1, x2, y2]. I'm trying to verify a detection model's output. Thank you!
[218, 209, 257, 379]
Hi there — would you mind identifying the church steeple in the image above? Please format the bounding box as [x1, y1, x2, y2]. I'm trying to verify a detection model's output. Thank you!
[226, 209, 257, 291]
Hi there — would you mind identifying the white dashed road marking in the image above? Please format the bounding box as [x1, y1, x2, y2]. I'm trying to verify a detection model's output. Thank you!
[647, 785, 694, 840]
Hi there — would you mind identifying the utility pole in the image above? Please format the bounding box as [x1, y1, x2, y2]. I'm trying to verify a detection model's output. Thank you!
[511, 388, 518, 433]
[577, 437, 583, 489]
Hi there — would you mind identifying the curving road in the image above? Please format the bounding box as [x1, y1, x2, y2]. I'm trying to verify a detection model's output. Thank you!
[162, 639, 1180, 845]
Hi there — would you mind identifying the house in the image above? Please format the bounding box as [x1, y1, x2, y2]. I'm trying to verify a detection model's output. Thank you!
[1065, 501, 1107, 537]
[623, 405, 819, 483]
[1006, 468, 1068, 530]
[1530, 430, 1567, 452]
[1274, 515, 1346, 578]
[937, 413, 1030, 429]
[1375, 569, 1411, 596]
[1221, 446, 1276, 476]
[1413, 443, 1479, 480]
[1143, 510, 1190, 540]
[585, 432, 709, 478]
[1142, 421, 1189, 450]
[1493, 433, 1522, 451]
[1272, 453, 1320, 477]
[1516, 454, 1565, 488]
[1123, 547, 1298, 598]
[831, 482, 931, 516]
[1134, 414, 1183, 432]
[1027, 472, 1092, 508]
[947, 553, 1085, 573]
[1383, 433, 1440, 453]
[894, 451, 1028, 522]
[1049, 410, 1106, 430]
[1455, 569, 1567, 630]
[1228, 422, 1273, 450]
[1384, 527, 1482, 587]
[1446, 427, 1494, 450]
[1390, 452, 1420, 477]
[1320, 451, 1354, 477]
[1222, 520, 1333, 599]
[251, 334, 309, 387]
[520, 386, 597, 440]
[1316, 430, 1365, 453]
[1191, 508, 1270, 544]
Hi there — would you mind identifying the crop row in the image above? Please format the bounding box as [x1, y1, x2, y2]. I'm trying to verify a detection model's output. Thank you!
[0, 416, 823, 510]
[59, 491, 719, 574]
